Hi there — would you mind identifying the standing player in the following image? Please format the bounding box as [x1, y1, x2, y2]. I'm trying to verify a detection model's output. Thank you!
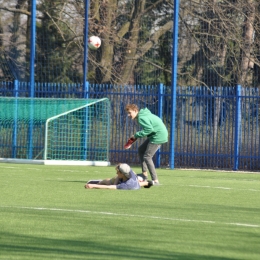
[125, 104, 168, 185]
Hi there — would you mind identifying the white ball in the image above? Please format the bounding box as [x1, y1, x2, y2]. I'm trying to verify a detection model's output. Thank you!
[88, 36, 101, 50]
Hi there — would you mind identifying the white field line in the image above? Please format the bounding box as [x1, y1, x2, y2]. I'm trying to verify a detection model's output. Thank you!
[228, 223, 259, 228]
[188, 184, 260, 192]
[56, 170, 79, 172]
[189, 185, 232, 190]
[0, 166, 83, 173]
[177, 168, 260, 175]
[1, 206, 259, 228]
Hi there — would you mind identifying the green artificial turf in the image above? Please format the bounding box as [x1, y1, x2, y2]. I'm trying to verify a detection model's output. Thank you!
[0, 163, 260, 259]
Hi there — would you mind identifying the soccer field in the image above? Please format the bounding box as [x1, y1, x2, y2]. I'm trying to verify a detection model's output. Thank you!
[0, 164, 259, 260]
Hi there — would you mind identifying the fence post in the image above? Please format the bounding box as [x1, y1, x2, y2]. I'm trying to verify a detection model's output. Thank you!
[169, 0, 180, 169]
[27, 0, 36, 159]
[29, 0, 36, 97]
[83, 81, 89, 160]
[12, 80, 19, 158]
[82, 0, 89, 159]
[155, 83, 164, 168]
[83, 0, 90, 93]
[233, 85, 241, 170]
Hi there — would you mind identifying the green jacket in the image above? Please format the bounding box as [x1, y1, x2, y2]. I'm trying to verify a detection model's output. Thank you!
[134, 108, 168, 144]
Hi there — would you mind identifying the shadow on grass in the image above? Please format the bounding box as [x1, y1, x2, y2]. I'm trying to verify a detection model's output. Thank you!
[0, 231, 236, 260]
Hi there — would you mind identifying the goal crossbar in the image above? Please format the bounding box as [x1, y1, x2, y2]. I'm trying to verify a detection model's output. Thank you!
[0, 97, 110, 166]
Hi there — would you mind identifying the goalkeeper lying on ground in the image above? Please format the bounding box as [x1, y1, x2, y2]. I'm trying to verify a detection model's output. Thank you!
[84, 163, 154, 190]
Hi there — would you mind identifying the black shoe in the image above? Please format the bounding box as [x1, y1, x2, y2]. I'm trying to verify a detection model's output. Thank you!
[142, 175, 148, 181]
[144, 180, 153, 188]
[137, 174, 148, 182]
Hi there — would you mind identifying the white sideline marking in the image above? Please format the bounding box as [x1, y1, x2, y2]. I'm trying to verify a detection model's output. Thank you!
[189, 185, 211, 188]
[228, 223, 259, 228]
[215, 187, 232, 190]
[188, 185, 260, 192]
[58, 170, 76, 172]
[0, 166, 81, 174]
[189, 185, 232, 190]
[1, 206, 259, 228]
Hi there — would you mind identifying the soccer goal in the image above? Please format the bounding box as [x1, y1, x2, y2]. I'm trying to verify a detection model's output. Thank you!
[0, 97, 110, 166]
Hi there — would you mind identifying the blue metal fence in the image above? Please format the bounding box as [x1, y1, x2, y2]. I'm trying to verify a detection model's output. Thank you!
[0, 81, 260, 171]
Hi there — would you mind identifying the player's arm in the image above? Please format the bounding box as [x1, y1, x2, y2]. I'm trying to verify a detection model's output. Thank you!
[85, 184, 117, 189]
[135, 118, 154, 138]
[113, 176, 120, 185]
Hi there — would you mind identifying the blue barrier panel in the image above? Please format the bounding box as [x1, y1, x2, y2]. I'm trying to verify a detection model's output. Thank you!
[1, 82, 260, 171]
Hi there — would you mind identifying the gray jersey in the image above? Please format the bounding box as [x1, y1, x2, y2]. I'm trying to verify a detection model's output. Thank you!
[116, 170, 140, 190]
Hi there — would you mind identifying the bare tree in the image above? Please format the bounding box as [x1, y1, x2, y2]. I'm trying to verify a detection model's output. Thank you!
[178, 0, 260, 88]
[1, 0, 260, 87]
[238, 0, 256, 85]
[89, 0, 173, 85]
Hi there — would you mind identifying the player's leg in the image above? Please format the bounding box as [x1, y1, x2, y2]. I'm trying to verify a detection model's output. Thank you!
[143, 142, 161, 183]
[138, 139, 150, 180]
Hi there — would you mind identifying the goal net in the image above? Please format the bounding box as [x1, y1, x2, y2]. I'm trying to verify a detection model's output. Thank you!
[0, 97, 110, 166]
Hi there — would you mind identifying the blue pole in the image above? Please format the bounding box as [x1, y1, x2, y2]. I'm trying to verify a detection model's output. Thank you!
[155, 83, 164, 168]
[233, 85, 241, 170]
[12, 80, 19, 158]
[30, 0, 36, 96]
[28, 0, 36, 159]
[83, 82, 89, 160]
[83, 0, 89, 92]
[83, 0, 90, 160]
[169, 0, 180, 169]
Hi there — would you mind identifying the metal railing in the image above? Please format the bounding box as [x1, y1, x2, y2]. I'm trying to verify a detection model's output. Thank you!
[0, 81, 260, 171]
